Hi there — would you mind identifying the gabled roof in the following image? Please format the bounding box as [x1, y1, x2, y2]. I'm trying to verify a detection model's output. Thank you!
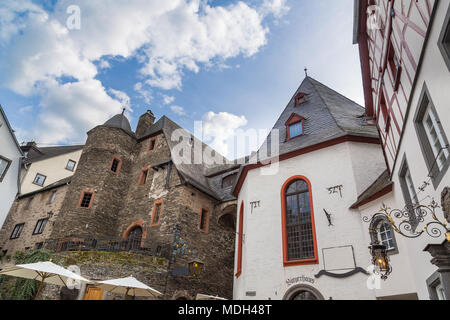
[0, 105, 24, 156]
[350, 170, 393, 209]
[139, 115, 237, 201]
[232, 76, 381, 196]
[255, 76, 379, 162]
[25, 145, 84, 164]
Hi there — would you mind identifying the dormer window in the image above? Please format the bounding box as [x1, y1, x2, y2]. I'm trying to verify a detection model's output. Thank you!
[285, 114, 305, 141]
[295, 92, 307, 106]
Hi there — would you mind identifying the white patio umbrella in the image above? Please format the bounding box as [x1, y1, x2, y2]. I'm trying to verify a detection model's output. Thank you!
[96, 276, 162, 299]
[196, 293, 227, 300]
[0, 261, 91, 300]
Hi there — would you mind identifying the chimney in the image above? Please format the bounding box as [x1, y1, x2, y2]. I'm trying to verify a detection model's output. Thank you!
[136, 110, 155, 137]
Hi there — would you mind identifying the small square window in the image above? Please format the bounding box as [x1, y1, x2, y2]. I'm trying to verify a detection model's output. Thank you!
[78, 190, 94, 208]
[33, 218, 48, 235]
[148, 137, 157, 152]
[199, 208, 209, 233]
[66, 159, 76, 171]
[0, 156, 12, 182]
[110, 156, 122, 174]
[10, 223, 24, 239]
[289, 122, 303, 139]
[33, 173, 47, 186]
[151, 200, 163, 226]
[138, 167, 149, 185]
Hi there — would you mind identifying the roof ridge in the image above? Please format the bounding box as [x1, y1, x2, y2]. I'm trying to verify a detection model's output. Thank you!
[307, 76, 365, 110]
[307, 77, 346, 134]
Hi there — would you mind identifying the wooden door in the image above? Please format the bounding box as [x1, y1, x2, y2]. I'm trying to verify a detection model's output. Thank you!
[84, 287, 104, 300]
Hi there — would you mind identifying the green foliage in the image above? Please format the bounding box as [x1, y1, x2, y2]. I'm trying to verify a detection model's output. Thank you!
[3, 249, 53, 300]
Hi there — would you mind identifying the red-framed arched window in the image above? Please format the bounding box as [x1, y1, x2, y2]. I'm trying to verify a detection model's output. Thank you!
[235, 201, 244, 278]
[281, 176, 318, 266]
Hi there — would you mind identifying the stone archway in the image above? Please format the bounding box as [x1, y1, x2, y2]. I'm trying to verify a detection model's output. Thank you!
[282, 284, 325, 300]
[217, 201, 237, 231]
[122, 219, 147, 249]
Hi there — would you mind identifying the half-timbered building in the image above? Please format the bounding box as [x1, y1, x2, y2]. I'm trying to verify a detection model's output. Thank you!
[353, 0, 450, 300]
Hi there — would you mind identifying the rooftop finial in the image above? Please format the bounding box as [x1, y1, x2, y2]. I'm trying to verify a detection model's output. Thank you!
[122, 108, 126, 115]
[304, 67, 308, 77]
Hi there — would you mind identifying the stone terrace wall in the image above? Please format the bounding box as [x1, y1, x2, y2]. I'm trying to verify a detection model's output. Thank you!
[0, 184, 69, 254]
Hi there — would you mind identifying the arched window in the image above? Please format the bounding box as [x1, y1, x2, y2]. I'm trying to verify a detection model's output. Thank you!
[126, 227, 143, 250]
[369, 217, 398, 254]
[281, 176, 318, 266]
[283, 284, 325, 300]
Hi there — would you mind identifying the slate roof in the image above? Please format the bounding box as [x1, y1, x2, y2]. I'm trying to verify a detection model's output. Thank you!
[103, 113, 134, 136]
[136, 115, 235, 201]
[350, 170, 392, 208]
[24, 145, 84, 164]
[255, 76, 379, 162]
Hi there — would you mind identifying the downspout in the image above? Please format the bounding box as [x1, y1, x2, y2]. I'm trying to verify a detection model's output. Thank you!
[16, 156, 25, 197]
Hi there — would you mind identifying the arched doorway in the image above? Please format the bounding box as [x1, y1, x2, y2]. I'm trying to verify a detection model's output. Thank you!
[126, 227, 143, 250]
[282, 284, 325, 300]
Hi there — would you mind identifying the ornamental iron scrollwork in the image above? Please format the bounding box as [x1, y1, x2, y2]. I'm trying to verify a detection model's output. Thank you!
[363, 199, 450, 241]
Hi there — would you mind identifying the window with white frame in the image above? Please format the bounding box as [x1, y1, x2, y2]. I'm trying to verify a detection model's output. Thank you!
[66, 159, 76, 171]
[422, 105, 449, 171]
[33, 173, 46, 186]
[399, 156, 420, 228]
[414, 85, 450, 188]
[377, 221, 395, 251]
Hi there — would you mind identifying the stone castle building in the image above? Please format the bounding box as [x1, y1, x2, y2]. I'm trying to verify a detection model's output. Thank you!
[2, 110, 241, 299]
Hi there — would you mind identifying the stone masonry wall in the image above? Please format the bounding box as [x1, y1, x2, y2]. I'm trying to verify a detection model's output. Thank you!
[0, 184, 69, 255]
[51, 127, 136, 239]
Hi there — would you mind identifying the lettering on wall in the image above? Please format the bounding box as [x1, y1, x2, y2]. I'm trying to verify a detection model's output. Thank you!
[326, 185, 343, 198]
[286, 275, 315, 286]
[250, 201, 260, 213]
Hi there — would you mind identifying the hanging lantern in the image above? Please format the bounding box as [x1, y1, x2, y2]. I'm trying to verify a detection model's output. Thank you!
[188, 259, 204, 276]
[369, 243, 392, 280]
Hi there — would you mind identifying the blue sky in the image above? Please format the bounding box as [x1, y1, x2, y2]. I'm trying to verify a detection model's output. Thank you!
[0, 0, 363, 158]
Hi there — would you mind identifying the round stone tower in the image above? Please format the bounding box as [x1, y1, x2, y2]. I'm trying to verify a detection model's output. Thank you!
[51, 112, 137, 240]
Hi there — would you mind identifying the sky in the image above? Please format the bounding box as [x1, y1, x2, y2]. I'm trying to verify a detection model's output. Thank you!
[0, 0, 364, 159]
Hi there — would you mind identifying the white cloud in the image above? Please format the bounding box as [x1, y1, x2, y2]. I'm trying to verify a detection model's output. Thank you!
[202, 111, 247, 157]
[133, 82, 152, 105]
[108, 88, 131, 112]
[19, 105, 33, 114]
[98, 59, 111, 69]
[162, 94, 175, 105]
[0, 0, 287, 144]
[36, 79, 124, 144]
[260, 0, 290, 19]
[170, 105, 186, 116]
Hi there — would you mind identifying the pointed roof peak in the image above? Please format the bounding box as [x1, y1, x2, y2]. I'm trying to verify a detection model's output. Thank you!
[103, 113, 133, 135]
